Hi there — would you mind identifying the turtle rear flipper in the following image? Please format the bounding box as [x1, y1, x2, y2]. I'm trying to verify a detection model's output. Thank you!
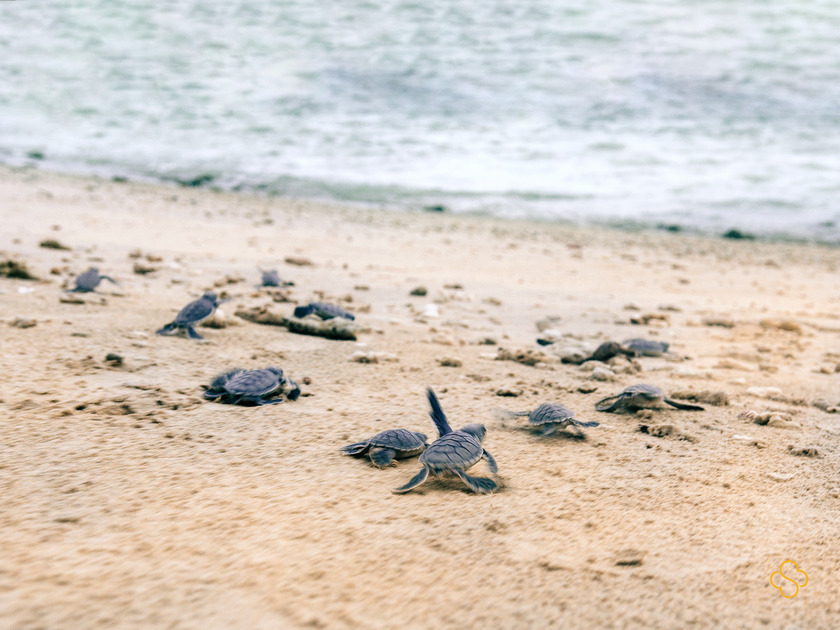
[595, 393, 626, 412]
[185, 324, 204, 340]
[393, 467, 429, 494]
[369, 447, 397, 468]
[156, 323, 176, 335]
[341, 442, 370, 456]
[482, 449, 498, 473]
[452, 469, 498, 494]
[664, 398, 704, 411]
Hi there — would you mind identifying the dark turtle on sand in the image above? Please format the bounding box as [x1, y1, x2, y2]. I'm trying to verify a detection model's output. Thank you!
[342, 429, 428, 467]
[595, 384, 704, 413]
[511, 402, 600, 436]
[394, 389, 498, 495]
[156, 291, 221, 340]
[69, 267, 117, 293]
[623, 338, 670, 357]
[293, 301, 355, 321]
[204, 366, 300, 406]
[581, 341, 635, 364]
[259, 268, 293, 288]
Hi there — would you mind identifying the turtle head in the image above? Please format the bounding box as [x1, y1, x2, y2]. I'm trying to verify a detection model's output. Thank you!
[459, 423, 486, 443]
[294, 304, 314, 318]
[201, 291, 220, 305]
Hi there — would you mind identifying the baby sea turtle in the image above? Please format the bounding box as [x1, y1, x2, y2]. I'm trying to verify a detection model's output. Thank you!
[69, 267, 117, 292]
[259, 268, 293, 287]
[204, 367, 300, 405]
[623, 338, 670, 357]
[342, 429, 428, 467]
[581, 341, 635, 363]
[156, 291, 221, 340]
[394, 389, 498, 494]
[293, 301, 355, 321]
[511, 402, 600, 436]
[595, 384, 704, 413]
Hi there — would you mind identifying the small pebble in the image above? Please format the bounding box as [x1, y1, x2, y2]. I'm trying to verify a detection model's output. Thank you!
[10, 317, 36, 328]
[409, 286, 427, 296]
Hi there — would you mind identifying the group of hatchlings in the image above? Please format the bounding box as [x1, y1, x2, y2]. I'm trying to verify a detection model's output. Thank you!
[68, 266, 706, 496]
[343, 384, 703, 495]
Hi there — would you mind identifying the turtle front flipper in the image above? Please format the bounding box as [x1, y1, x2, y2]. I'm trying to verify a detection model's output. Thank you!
[574, 420, 601, 428]
[341, 442, 370, 456]
[538, 423, 560, 436]
[393, 467, 429, 494]
[482, 449, 498, 473]
[254, 397, 284, 406]
[664, 398, 704, 411]
[452, 469, 498, 494]
[595, 393, 626, 413]
[185, 324, 204, 340]
[101, 275, 117, 285]
[427, 388, 453, 437]
[369, 447, 397, 468]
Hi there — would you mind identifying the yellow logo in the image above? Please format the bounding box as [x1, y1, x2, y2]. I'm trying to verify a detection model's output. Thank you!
[770, 560, 808, 598]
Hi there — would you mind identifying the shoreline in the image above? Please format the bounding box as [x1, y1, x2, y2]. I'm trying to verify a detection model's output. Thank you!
[2, 164, 839, 629]
[4, 161, 836, 246]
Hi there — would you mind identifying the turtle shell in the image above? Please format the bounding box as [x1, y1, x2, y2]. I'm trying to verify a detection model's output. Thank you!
[528, 402, 576, 426]
[223, 368, 283, 397]
[420, 431, 483, 472]
[74, 268, 101, 291]
[624, 339, 669, 356]
[311, 302, 355, 321]
[622, 384, 665, 407]
[175, 293, 217, 325]
[369, 429, 427, 452]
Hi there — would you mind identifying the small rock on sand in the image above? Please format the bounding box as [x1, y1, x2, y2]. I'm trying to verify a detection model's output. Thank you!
[10, 317, 36, 328]
[438, 358, 462, 368]
[788, 445, 823, 458]
[409, 286, 427, 296]
[669, 389, 729, 406]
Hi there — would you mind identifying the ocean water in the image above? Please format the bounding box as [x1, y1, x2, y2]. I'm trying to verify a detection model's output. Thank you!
[2, 1, 840, 239]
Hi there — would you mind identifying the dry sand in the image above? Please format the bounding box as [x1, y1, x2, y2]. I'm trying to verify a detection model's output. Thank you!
[1, 165, 839, 629]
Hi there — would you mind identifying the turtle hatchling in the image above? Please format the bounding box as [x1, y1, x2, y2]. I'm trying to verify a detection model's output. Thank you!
[595, 384, 704, 413]
[259, 268, 292, 287]
[69, 267, 117, 292]
[623, 338, 670, 357]
[581, 341, 635, 363]
[293, 301, 355, 321]
[204, 366, 300, 406]
[156, 291, 221, 340]
[342, 429, 428, 467]
[394, 388, 498, 495]
[511, 402, 600, 436]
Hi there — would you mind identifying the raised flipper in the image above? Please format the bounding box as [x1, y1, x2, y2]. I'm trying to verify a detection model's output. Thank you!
[369, 447, 397, 468]
[186, 324, 204, 340]
[156, 322, 176, 335]
[664, 398, 704, 411]
[101, 275, 118, 285]
[483, 449, 498, 473]
[574, 420, 601, 428]
[538, 423, 560, 436]
[426, 388, 453, 437]
[595, 393, 627, 413]
[393, 467, 429, 494]
[452, 469, 498, 494]
[341, 442, 370, 456]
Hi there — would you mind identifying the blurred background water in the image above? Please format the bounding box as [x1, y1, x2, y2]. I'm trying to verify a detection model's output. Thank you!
[2, 0, 840, 239]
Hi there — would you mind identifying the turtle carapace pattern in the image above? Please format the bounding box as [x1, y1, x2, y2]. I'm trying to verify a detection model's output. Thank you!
[69, 267, 117, 293]
[595, 384, 703, 413]
[342, 429, 428, 467]
[394, 389, 498, 494]
[156, 292, 221, 340]
[293, 301, 355, 321]
[512, 402, 600, 436]
[204, 367, 300, 406]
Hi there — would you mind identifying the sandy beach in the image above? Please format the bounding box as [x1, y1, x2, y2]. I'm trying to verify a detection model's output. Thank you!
[1, 165, 839, 629]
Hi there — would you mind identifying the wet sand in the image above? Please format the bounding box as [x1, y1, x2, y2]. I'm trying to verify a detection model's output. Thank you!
[1, 165, 839, 629]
